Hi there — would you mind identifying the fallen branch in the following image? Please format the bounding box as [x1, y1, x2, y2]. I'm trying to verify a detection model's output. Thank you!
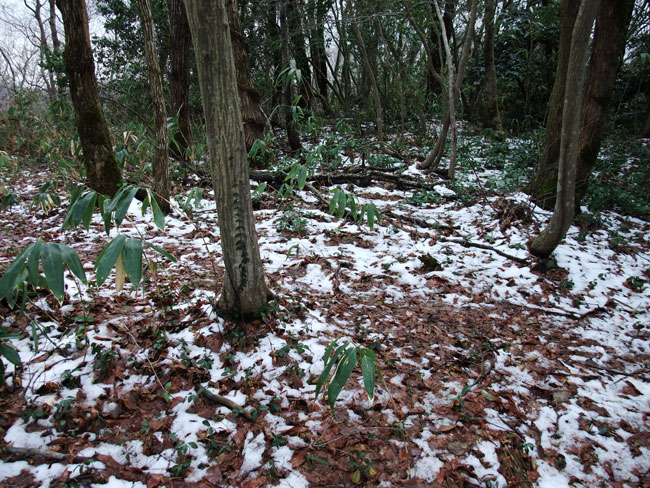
[439, 237, 529, 265]
[201, 389, 254, 422]
[2, 446, 92, 463]
[249, 168, 441, 192]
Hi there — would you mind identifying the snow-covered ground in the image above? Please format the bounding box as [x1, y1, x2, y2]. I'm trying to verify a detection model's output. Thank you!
[0, 137, 649, 487]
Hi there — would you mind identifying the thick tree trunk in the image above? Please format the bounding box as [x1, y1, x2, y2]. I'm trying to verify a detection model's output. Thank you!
[167, 0, 192, 162]
[184, 0, 268, 316]
[351, 8, 384, 142]
[137, 0, 170, 213]
[529, 0, 633, 209]
[279, 0, 302, 151]
[530, 0, 600, 258]
[226, 0, 267, 149]
[56, 0, 121, 197]
[483, 0, 503, 132]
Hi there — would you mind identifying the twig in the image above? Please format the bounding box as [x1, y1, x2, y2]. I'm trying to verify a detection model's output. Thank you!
[200, 389, 254, 422]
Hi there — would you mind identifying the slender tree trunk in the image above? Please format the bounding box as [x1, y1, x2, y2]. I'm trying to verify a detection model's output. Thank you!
[167, 0, 192, 162]
[309, 0, 329, 102]
[419, 0, 478, 171]
[529, 0, 633, 209]
[56, 0, 121, 197]
[530, 0, 600, 258]
[279, 0, 302, 151]
[528, 0, 579, 207]
[184, 0, 269, 316]
[641, 94, 650, 139]
[574, 0, 634, 206]
[351, 4, 383, 142]
[287, 0, 313, 109]
[432, 0, 457, 178]
[483, 0, 503, 132]
[137, 0, 170, 213]
[226, 0, 268, 149]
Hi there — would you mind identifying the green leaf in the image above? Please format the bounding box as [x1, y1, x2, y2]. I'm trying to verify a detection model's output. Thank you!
[315, 340, 346, 400]
[123, 238, 143, 289]
[41, 242, 64, 302]
[31, 321, 38, 354]
[26, 239, 42, 285]
[0, 244, 33, 300]
[480, 389, 495, 401]
[113, 186, 138, 227]
[147, 190, 166, 230]
[58, 244, 87, 284]
[328, 189, 339, 214]
[351, 469, 361, 484]
[336, 189, 347, 218]
[95, 235, 127, 286]
[297, 165, 307, 190]
[62, 190, 96, 231]
[360, 349, 376, 402]
[327, 346, 357, 410]
[348, 195, 358, 221]
[144, 241, 177, 263]
[0, 342, 21, 366]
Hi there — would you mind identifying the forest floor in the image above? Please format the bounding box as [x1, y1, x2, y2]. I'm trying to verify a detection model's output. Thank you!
[0, 130, 649, 488]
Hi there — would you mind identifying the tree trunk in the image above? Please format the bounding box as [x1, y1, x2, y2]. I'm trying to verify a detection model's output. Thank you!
[309, 0, 329, 102]
[137, 0, 170, 213]
[483, 0, 503, 132]
[529, 0, 632, 209]
[419, 0, 478, 171]
[431, 0, 457, 178]
[574, 0, 634, 206]
[287, 0, 313, 109]
[167, 0, 192, 162]
[529, 0, 600, 258]
[279, 0, 302, 151]
[184, 0, 269, 316]
[56, 0, 121, 197]
[641, 94, 650, 139]
[226, 0, 268, 149]
[351, 4, 383, 142]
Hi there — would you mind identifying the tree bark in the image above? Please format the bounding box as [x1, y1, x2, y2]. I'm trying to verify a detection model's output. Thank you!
[530, 0, 600, 258]
[641, 94, 650, 139]
[167, 0, 192, 162]
[279, 0, 302, 151]
[286, 0, 313, 109]
[226, 0, 268, 149]
[137, 0, 170, 213]
[482, 0, 503, 132]
[56, 0, 121, 197]
[574, 0, 634, 206]
[184, 0, 268, 316]
[308, 0, 329, 102]
[419, 0, 478, 171]
[529, 0, 633, 209]
[351, 3, 384, 142]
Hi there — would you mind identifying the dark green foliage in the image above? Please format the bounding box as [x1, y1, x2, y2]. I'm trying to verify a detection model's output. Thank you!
[585, 134, 650, 218]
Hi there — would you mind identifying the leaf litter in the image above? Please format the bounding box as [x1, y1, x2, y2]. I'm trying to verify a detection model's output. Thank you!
[0, 140, 649, 487]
